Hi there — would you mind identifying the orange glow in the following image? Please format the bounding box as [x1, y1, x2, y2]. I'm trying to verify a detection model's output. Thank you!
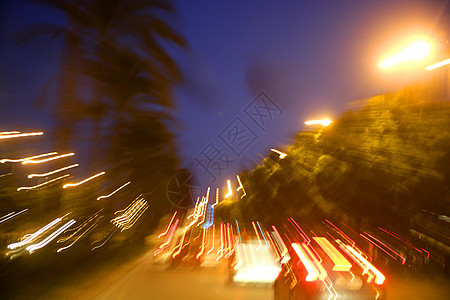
[379, 40, 431, 68]
[313, 237, 352, 271]
[425, 58, 450, 70]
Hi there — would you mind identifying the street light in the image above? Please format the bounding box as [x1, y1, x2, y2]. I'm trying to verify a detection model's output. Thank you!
[379, 41, 431, 69]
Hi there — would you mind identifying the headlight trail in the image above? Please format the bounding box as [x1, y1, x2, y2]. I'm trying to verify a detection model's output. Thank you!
[92, 228, 118, 251]
[111, 198, 148, 231]
[0, 131, 43, 140]
[63, 171, 105, 188]
[96, 181, 130, 200]
[58, 212, 101, 243]
[0, 209, 28, 224]
[57, 217, 101, 253]
[28, 164, 79, 178]
[22, 153, 74, 165]
[0, 131, 21, 135]
[17, 174, 70, 191]
[27, 219, 76, 254]
[8, 217, 63, 249]
[1, 152, 58, 164]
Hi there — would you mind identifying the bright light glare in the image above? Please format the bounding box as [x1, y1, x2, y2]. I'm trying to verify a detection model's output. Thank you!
[305, 119, 332, 126]
[379, 41, 431, 68]
[0, 131, 43, 140]
[425, 58, 450, 70]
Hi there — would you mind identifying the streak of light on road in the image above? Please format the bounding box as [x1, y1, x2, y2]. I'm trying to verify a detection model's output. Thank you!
[97, 181, 131, 200]
[28, 164, 79, 178]
[17, 174, 70, 191]
[22, 153, 74, 164]
[63, 171, 105, 188]
[1, 152, 57, 164]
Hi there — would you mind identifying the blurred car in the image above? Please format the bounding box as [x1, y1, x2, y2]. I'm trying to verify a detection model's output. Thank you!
[274, 237, 386, 300]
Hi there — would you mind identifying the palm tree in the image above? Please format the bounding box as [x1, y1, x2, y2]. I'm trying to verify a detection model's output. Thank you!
[15, 0, 186, 155]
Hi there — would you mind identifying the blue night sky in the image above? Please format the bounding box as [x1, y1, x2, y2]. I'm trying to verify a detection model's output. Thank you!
[1, 0, 448, 188]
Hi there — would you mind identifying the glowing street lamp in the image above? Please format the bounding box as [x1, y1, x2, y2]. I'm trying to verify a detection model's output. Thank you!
[379, 41, 431, 69]
[304, 119, 332, 126]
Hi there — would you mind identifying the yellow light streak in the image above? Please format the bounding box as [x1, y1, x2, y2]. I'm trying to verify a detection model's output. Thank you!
[96, 181, 130, 200]
[57, 217, 100, 253]
[338, 241, 385, 285]
[28, 164, 79, 178]
[0, 131, 43, 140]
[425, 58, 450, 70]
[379, 40, 431, 68]
[22, 152, 74, 164]
[1, 152, 58, 164]
[0, 131, 21, 135]
[313, 237, 352, 271]
[225, 179, 232, 198]
[63, 171, 105, 188]
[305, 119, 332, 126]
[292, 243, 320, 281]
[236, 175, 246, 198]
[270, 149, 287, 159]
[111, 198, 148, 231]
[27, 219, 76, 254]
[212, 188, 219, 208]
[17, 174, 70, 191]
